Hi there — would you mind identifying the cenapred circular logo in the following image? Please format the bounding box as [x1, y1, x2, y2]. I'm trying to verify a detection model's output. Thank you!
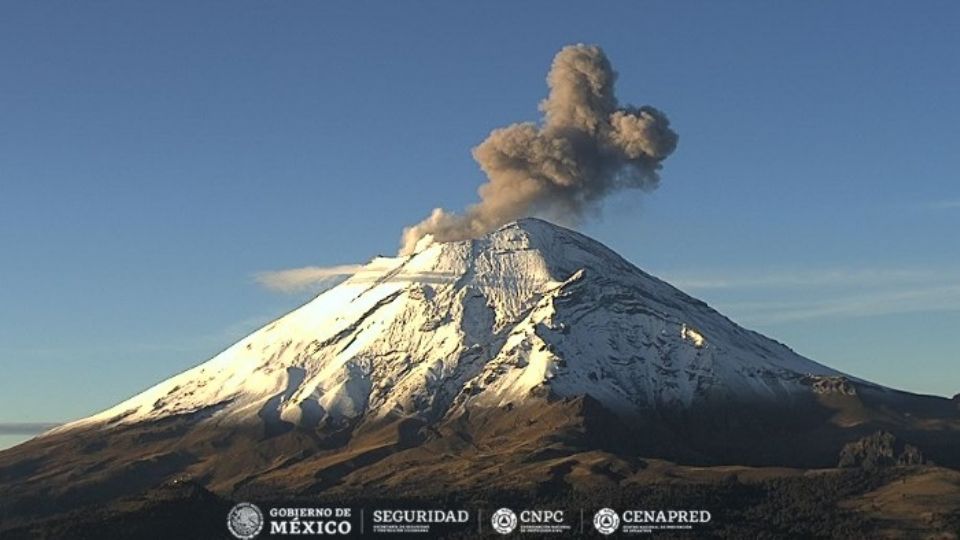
[227, 502, 264, 539]
[491, 507, 518, 535]
[593, 508, 620, 535]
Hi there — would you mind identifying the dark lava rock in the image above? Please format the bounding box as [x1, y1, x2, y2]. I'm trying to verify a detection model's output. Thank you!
[897, 444, 924, 466]
[807, 375, 857, 396]
[838, 431, 924, 469]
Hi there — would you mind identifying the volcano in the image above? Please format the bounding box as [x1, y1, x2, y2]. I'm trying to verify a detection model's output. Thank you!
[2, 219, 959, 536]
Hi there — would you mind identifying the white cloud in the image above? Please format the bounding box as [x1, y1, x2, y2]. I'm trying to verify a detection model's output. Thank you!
[255, 264, 364, 293]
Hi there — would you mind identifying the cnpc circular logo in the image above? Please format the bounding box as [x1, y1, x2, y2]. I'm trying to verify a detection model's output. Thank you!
[490, 507, 518, 534]
[227, 502, 264, 539]
[593, 507, 620, 535]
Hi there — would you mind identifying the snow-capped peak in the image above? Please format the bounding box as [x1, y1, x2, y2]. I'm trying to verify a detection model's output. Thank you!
[51, 218, 842, 436]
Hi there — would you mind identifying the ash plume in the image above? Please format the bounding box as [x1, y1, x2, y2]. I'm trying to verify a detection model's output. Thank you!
[400, 44, 678, 255]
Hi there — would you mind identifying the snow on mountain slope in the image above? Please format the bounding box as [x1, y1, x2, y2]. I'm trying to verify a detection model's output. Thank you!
[50, 218, 844, 437]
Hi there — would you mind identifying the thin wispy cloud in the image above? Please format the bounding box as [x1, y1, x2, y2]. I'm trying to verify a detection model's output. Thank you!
[929, 199, 960, 210]
[666, 267, 938, 291]
[254, 262, 960, 324]
[0, 422, 61, 435]
[255, 264, 364, 293]
[722, 283, 960, 324]
[659, 265, 960, 324]
[254, 262, 463, 294]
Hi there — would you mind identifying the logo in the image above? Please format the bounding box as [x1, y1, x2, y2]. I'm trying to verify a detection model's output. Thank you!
[618, 509, 712, 533]
[267, 507, 353, 535]
[372, 509, 471, 534]
[227, 502, 264, 539]
[593, 508, 620, 535]
[491, 508, 518, 534]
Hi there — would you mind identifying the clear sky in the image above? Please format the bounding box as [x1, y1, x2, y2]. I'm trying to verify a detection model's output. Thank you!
[2, 1, 958, 448]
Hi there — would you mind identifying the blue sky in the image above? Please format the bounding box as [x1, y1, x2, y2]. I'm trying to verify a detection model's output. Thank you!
[1, 1, 959, 447]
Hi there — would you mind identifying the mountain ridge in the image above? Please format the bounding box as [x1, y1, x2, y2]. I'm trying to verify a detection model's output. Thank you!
[46, 218, 847, 438]
[2, 218, 959, 535]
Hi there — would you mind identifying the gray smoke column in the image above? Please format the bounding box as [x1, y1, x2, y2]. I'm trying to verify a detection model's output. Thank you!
[400, 44, 678, 255]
